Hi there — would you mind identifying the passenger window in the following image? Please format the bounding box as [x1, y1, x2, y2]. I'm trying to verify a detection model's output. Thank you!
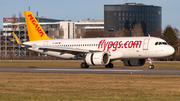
[155, 42, 158, 45]
[159, 42, 162, 45]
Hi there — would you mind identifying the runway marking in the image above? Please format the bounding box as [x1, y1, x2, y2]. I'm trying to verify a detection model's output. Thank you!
[36, 69, 143, 72]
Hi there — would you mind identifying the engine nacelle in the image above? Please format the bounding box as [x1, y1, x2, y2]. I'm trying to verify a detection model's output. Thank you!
[86, 52, 110, 66]
[123, 59, 146, 66]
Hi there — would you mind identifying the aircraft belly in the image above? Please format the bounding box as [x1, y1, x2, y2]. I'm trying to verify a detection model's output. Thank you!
[121, 49, 141, 58]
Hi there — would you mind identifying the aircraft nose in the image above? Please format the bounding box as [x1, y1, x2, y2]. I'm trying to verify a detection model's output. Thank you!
[167, 46, 175, 55]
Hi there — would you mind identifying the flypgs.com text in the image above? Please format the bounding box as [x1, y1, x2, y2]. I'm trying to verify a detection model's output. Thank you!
[98, 39, 142, 51]
[28, 14, 44, 37]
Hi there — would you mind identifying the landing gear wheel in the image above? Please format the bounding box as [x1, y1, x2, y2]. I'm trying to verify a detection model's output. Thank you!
[149, 65, 154, 69]
[148, 58, 154, 69]
[81, 62, 89, 68]
[105, 63, 114, 68]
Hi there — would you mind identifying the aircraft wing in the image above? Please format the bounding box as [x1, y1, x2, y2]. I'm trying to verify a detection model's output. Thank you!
[37, 46, 101, 55]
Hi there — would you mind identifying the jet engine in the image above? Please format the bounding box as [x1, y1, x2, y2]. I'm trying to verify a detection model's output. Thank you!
[86, 52, 110, 65]
[122, 59, 146, 66]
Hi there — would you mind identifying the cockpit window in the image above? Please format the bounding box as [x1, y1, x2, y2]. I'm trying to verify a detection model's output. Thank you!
[155, 42, 168, 45]
[162, 42, 167, 45]
[155, 42, 158, 45]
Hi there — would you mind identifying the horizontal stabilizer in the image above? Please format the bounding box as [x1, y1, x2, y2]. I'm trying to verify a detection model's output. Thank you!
[12, 32, 21, 44]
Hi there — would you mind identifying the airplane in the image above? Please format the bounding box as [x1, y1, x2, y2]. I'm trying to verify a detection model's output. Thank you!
[12, 11, 175, 69]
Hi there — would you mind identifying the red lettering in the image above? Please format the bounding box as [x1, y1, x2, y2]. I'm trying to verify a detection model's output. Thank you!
[112, 41, 118, 51]
[36, 27, 41, 32]
[107, 41, 113, 51]
[36, 27, 44, 37]
[117, 41, 122, 48]
[28, 14, 34, 20]
[35, 24, 38, 28]
[98, 40, 142, 51]
[39, 32, 44, 37]
[128, 41, 133, 48]
[103, 42, 107, 51]
[28, 14, 44, 37]
[32, 20, 36, 25]
[98, 39, 105, 49]
[124, 41, 129, 48]
[133, 41, 142, 48]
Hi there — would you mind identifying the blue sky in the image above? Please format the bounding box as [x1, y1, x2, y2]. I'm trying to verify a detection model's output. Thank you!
[0, 0, 179, 31]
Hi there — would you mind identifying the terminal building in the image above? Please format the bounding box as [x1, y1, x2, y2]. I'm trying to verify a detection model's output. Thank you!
[104, 3, 162, 36]
[75, 19, 104, 35]
[1, 14, 104, 57]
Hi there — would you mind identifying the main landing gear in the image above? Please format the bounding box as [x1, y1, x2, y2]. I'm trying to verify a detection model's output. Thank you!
[80, 62, 114, 68]
[148, 58, 154, 69]
[81, 62, 89, 68]
[105, 63, 114, 68]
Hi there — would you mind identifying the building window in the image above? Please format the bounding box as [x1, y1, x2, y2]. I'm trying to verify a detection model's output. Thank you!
[133, 17, 135, 21]
[119, 17, 121, 21]
[122, 12, 124, 16]
[114, 12, 116, 16]
[142, 13, 144, 17]
[126, 17, 128, 20]
[129, 12, 131, 16]
[129, 17, 131, 21]
[142, 7, 144, 11]
[126, 12, 128, 16]
[119, 12, 121, 16]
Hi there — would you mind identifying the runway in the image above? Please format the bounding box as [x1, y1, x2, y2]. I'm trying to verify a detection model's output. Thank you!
[0, 67, 180, 75]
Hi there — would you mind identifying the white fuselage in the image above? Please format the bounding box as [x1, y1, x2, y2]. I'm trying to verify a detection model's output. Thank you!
[23, 37, 175, 60]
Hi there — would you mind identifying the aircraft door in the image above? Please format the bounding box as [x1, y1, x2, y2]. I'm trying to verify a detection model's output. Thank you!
[143, 38, 150, 50]
[43, 41, 49, 46]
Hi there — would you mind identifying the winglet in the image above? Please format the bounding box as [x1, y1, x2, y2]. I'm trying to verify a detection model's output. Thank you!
[12, 32, 21, 44]
[24, 11, 51, 41]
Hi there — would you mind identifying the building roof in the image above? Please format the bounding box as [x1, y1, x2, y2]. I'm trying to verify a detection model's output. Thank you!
[3, 17, 62, 23]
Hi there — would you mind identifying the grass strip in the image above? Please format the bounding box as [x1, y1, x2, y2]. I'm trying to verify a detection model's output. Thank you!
[0, 73, 179, 101]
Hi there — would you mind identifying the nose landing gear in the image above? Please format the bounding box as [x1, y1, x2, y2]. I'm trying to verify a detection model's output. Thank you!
[148, 58, 154, 69]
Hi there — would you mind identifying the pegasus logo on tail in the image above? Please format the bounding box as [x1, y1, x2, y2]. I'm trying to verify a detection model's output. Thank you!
[28, 14, 45, 37]
[24, 11, 51, 41]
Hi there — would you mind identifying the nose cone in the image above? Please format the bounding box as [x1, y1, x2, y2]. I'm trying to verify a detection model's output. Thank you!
[167, 46, 175, 56]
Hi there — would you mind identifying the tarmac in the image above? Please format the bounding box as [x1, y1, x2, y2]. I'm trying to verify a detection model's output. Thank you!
[0, 67, 180, 75]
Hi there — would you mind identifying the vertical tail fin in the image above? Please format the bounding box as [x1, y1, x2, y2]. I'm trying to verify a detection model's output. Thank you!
[24, 11, 51, 41]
